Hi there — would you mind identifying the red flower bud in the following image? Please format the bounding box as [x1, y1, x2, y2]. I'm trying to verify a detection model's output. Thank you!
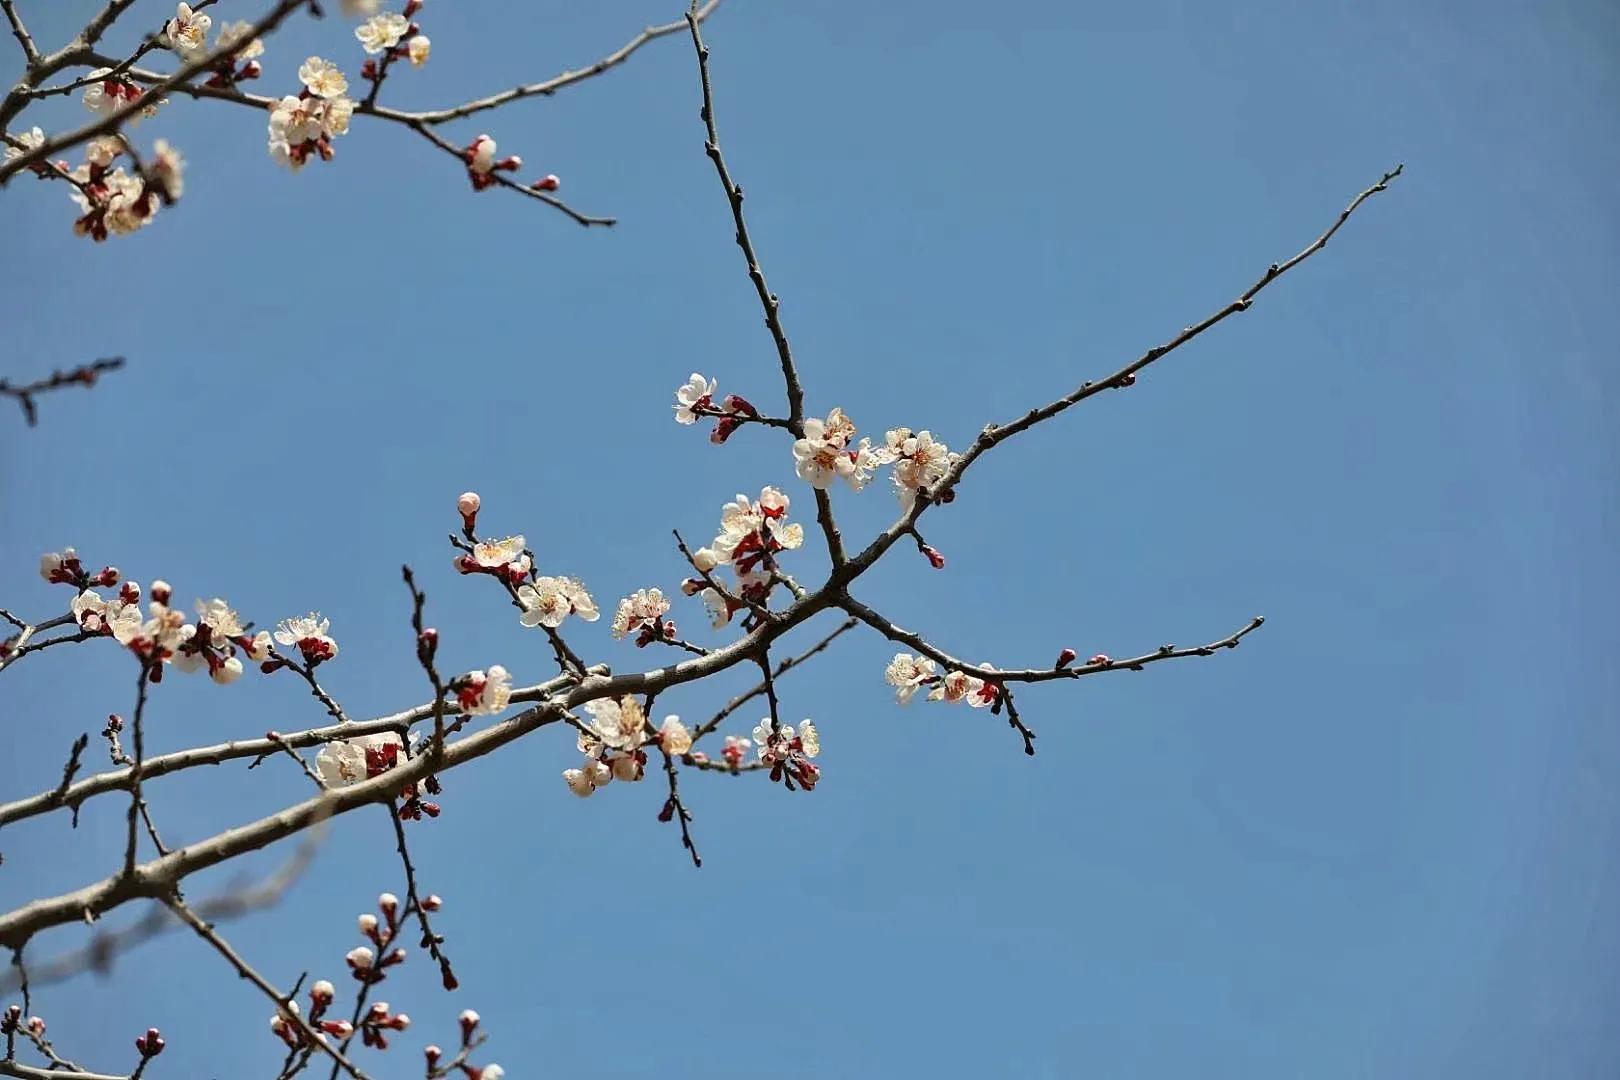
[1055, 648, 1077, 668]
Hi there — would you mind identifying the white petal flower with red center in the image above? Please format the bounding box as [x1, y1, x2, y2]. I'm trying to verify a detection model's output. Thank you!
[194, 598, 244, 639]
[721, 734, 750, 767]
[298, 57, 349, 99]
[517, 575, 596, 628]
[610, 588, 670, 640]
[884, 652, 937, 704]
[165, 3, 212, 59]
[355, 12, 410, 53]
[273, 613, 338, 663]
[455, 665, 511, 716]
[673, 372, 716, 424]
[885, 427, 959, 508]
[316, 731, 403, 787]
[473, 535, 525, 570]
[244, 630, 273, 662]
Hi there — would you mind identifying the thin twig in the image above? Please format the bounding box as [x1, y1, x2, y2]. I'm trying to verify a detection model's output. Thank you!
[163, 892, 375, 1080]
[0, 359, 124, 427]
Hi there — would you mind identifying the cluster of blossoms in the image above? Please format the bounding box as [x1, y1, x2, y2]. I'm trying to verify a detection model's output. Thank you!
[268, 58, 355, 170]
[81, 69, 163, 121]
[611, 587, 675, 646]
[60, 137, 182, 242]
[346, 892, 410, 984]
[563, 695, 691, 798]
[672, 373, 760, 443]
[685, 719, 823, 790]
[267, 980, 354, 1050]
[792, 407, 883, 491]
[459, 134, 559, 194]
[313, 728, 442, 818]
[39, 551, 277, 683]
[884, 652, 999, 707]
[672, 375, 961, 509]
[681, 487, 803, 630]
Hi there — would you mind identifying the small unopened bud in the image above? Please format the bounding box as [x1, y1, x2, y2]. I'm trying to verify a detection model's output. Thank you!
[421, 893, 443, 911]
[239, 59, 262, 79]
[358, 912, 379, 936]
[480, 1066, 506, 1080]
[1055, 648, 1077, 668]
[26, 1016, 44, 1036]
[149, 579, 172, 604]
[532, 173, 560, 191]
[459, 1009, 480, 1039]
[119, 581, 140, 604]
[321, 1019, 353, 1037]
[345, 946, 374, 971]
[135, 1027, 165, 1057]
[310, 979, 335, 1005]
[377, 892, 399, 919]
[1088, 653, 1112, 666]
[106, 713, 124, 732]
[424, 1045, 443, 1066]
[921, 545, 946, 570]
[403, 0, 422, 16]
[457, 491, 480, 517]
[692, 547, 718, 573]
[96, 566, 119, 586]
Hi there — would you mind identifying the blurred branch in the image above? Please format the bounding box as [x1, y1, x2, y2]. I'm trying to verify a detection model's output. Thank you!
[0, 359, 124, 427]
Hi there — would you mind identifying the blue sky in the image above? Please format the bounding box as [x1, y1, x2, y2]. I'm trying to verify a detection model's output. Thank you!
[3, 1, 1617, 1077]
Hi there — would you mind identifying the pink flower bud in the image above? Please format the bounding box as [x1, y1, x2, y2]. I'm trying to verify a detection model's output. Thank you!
[136, 1027, 165, 1056]
[239, 59, 262, 79]
[150, 579, 172, 603]
[921, 545, 946, 570]
[1088, 653, 1112, 666]
[310, 979, 335, 1004]
[321, 1020, 353, 1037]
[377, 892, 398, 918]
[358, 912, 379, 935]
[457, 491, 481, 516]
[424, 1045, 443, 1065]
[26, 1016, 44, 1036]
[96, 566, 119, 586]
[533, 173, 560, 191]
[1055, 648, 1077, 668]
[421, 893, 443, 911]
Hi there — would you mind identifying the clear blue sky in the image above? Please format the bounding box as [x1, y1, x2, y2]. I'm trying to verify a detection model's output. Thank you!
[3, 1, 1617, 1076]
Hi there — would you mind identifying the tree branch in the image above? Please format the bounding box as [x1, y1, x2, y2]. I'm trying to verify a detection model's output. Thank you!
[0, 359, 124, 427]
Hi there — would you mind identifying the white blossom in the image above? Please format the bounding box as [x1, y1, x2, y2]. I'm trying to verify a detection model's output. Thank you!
[659, 716, 693, 756]
[194, 597, 244, 639]
[468, 135, 497, 174]
[407, 34, 430, 66]
[673, 372, 716, 424]
[274, 613, 338, 660]
[297, 57, 349, 99]
[562, 755, 612, 798]
[885, 652, 937, 704]
[516, 576, 596, 629]
[3, 126, 43, 162]
[457, 665, 511, 715]
[885, 427, 959, 508]
[355, 12, 410, 54]
[583, 695, 647, 750]
[164, 3, 212, 59]
[315, 731, 402, 787]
